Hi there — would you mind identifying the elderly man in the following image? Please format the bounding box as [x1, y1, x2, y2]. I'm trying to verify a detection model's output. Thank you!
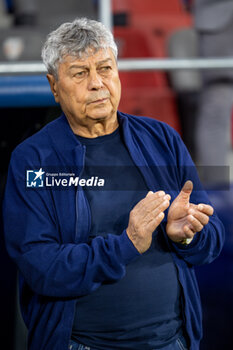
[3, 18, 224, 350]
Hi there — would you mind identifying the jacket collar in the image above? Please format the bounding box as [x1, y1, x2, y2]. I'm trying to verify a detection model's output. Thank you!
[46, 111, 151, 174]
[46, 113, 84, 171]
[47, 112, 129, 163]
[46, 111, 156, 190]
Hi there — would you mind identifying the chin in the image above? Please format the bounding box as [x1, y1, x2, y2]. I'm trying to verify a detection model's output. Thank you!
[88, 114, 108, 120]
[88, 109, 114, 121]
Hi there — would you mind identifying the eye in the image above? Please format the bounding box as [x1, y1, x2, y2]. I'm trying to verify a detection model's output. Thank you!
[74, 71, 86, 77]
[99, 66, 111, 73]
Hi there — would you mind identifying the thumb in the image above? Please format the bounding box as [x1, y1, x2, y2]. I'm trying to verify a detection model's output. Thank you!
[178, 180, 193, 201]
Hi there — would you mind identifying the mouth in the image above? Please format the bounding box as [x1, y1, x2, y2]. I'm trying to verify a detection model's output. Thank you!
[89, 98, 108, 104]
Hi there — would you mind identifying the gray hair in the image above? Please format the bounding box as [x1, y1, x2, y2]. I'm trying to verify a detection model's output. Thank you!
[41, 17, 118, 79]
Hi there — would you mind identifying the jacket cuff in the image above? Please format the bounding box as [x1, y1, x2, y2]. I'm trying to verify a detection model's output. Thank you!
[171, 230, 202, 251]
[117, 230, 141, 264]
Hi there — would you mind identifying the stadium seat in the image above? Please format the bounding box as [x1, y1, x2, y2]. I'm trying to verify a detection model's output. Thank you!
[114, 26, 181, 132]
[112, 0, 183, 16]
[113, 0, 192, 58]
[118, 86, 181, 131]
[113, 0, 184, 15]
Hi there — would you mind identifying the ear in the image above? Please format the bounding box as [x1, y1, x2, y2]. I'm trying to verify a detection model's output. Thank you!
[47, 74, 60, 103]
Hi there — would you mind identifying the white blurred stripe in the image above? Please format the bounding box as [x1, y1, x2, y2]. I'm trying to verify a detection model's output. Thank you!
[1, 58, 233, 74]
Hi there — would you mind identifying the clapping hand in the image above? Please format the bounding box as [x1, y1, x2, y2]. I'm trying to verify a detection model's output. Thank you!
[166, 181, 214, 243]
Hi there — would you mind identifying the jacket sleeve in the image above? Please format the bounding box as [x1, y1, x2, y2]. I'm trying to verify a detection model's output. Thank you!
[167, 215, 225, 266]
[165, 126, 225, 266]
[3, 150, 140, 298]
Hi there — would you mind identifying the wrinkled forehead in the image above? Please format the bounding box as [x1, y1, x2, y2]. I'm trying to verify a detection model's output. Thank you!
[59, 46, 116, 66]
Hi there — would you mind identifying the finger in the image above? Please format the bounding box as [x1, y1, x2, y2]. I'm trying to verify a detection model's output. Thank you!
[188, 209, 209, 226]
[175, 180, 193, 203]
[181, 180, 193, 197]
[145, 191, 167, 204]
[187, 215, 204, 233]
[136, 192, 164, 211]
[146, 191, 154, 197]
[149, 197, 170, 220]
[197, 204, 214, 216]
[147, 212, 165, 233]
[140, 193, 170, 212]
[182, 180, 193, 194]
[146, 190, 165, 198]
[183, 224, 195, 239]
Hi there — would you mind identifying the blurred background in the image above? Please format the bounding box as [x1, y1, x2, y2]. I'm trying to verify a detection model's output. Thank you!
[1, 0, 233, 349]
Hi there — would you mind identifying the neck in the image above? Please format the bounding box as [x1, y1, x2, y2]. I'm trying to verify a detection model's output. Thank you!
[67, 114, 119, 138]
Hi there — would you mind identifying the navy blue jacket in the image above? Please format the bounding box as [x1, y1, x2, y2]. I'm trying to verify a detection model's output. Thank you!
[3, 112, 225, 350]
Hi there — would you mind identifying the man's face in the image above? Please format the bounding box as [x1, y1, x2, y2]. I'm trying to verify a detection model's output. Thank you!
[47, 48, 121, 128]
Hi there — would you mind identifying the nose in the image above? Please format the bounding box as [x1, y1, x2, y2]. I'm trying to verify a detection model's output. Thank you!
[88, 70, 103, 90]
